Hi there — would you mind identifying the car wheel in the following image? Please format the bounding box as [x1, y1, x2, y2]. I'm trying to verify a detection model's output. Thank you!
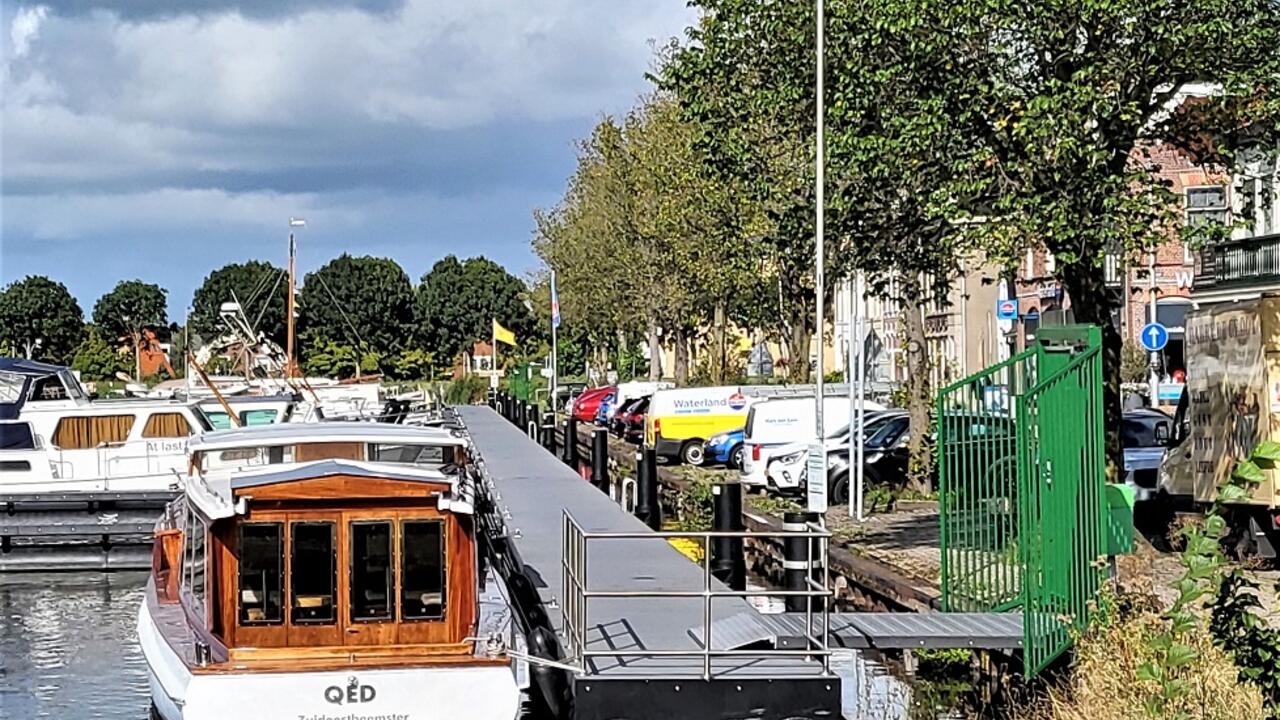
[681, 441, 705, 466]
[730, 444, 745, 469]
[829, 470, 850, 505]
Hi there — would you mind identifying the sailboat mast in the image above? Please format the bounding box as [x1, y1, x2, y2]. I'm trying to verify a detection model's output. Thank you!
[286, 217, 305, 377]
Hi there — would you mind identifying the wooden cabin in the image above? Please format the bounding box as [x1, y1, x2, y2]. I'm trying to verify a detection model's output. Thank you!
[150, 425, 490, 667]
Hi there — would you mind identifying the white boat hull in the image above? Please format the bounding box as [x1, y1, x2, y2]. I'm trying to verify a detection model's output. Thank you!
[139, 605, 521, 720]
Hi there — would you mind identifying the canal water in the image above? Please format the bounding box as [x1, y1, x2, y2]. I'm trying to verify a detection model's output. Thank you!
[0, 573, 919, 720]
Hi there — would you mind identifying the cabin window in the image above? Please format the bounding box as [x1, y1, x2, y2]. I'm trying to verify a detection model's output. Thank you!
[185, 508, 207, 609]
[206, 412, 233, 430]
[0, 423, 36, 450]
[239, 523, 284, 625]
[30, 375, 68, 401]
[294, 442, 364, 463]
[242, 409, 278, 426]
[401, 520, 446, 620]
[0, 372, 23, 404]
[290, 522, 336, 624]
[368, 443, 448, 467]
[0, 461, 32, 472]
[142, 413, 192, 438]
[349, 522, 394, 622]
[52, 415, 135, 449]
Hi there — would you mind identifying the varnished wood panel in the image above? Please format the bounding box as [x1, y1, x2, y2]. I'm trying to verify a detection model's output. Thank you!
[153, 528, 184, 603]
[208, 648, 509, 674]
[293, 442, 365, 463]
[237, 475, 451, 502]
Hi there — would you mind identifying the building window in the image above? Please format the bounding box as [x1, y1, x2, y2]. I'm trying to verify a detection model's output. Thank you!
[1044, 251, 1056, 274]
[142, 413, 192, 438]
[401, 520, 446, 620]
[1186, 186, 1229, 237]
[239, 523, 283, 625]
[290, 522, 336, 624]
[52, 415, 135, 449]
[350, 521, 394, 622]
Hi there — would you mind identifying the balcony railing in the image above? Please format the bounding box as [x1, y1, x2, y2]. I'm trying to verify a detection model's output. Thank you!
[1195, 234, 1280, 289]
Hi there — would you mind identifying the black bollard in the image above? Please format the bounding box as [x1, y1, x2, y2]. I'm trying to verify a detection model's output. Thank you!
[501, 393, 511, 421]
[563, 416, 579, 468]
[591, 427, 609, 493]
[518, 400, 528, 430]
[783, 511, 819, 612]
[487, 388, 496, 409]
[541, 412, 557, 453]
[634, 447, 661, 531]
[530, 403, 542, 439]
[711, 482, 746, 591]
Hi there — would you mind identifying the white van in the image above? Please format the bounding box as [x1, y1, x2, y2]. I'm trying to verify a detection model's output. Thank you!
[740, 396, 885, 491]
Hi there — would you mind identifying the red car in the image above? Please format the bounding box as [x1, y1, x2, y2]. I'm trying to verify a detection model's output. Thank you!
[571, 386, 616, 423]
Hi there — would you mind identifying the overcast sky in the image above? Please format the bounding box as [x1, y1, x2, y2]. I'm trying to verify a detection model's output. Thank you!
[1, 1, 694, 317]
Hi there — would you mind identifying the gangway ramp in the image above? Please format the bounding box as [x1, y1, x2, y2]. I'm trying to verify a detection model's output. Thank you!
[457, 405, 840, 720]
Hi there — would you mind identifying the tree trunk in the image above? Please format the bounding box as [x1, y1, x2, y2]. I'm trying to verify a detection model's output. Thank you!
[901, 290, 934, 495]
[616, 328, 629, 380]
[713, 303, 726, 384]
[673, 327, 690, 385]
[1061, 265, 1123, 484]
[778, 311, 808, 384]
[647, 322, 662, 381]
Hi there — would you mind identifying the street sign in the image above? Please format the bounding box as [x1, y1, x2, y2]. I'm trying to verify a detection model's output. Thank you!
[996, 298, 1019, 321]
[806, 443, 827, 513]
[1140, 322, 1169, 352]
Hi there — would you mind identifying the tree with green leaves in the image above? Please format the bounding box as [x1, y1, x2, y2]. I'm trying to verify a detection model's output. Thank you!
[298, 254, 416, 367]
[661, 3, 833, 381]
[415, 255, 535, 363]
[0, 276, 85, 363]
[70, 325, 128, 382]
[189, 261, 287, 347]
[944, 0, 1280, 477]
[92, 280, 168, 378]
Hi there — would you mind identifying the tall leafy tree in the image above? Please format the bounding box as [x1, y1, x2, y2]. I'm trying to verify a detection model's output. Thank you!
[298, 254, 416, 362]
[661, 2, 834, 381]
[92, 280, 168, 359]
[944, 0, 1280, 476]
[189, 261, 287, 347]
[0, 276, 86, 363]
[415, 255, 535, 362]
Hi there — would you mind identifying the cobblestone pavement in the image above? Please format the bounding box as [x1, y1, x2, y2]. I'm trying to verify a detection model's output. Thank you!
[822, 501, 943, 590]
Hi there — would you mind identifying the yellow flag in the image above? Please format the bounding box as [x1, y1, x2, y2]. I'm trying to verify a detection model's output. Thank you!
[493, 319, 516, 347]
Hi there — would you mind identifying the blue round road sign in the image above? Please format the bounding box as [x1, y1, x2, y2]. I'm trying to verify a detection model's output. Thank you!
[1140, 322, 1169, 352]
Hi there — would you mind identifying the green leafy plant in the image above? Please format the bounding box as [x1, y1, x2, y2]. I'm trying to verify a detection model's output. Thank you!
[1139, 440, 1280, 719]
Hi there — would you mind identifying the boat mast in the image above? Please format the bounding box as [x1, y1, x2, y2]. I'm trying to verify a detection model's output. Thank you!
[287, 218, 305, 377]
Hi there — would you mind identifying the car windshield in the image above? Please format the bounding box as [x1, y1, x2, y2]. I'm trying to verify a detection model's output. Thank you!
[1123, 414, 1168, 449]
[865, 417, 908, 448]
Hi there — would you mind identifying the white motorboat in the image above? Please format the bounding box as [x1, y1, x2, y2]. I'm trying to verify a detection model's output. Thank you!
[0, 359, 213, 495]
[137, 422, 524, 720]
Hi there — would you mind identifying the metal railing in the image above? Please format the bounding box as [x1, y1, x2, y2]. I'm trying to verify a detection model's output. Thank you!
[561, 510, 833, 681]
[1198, 234, 1280, 287]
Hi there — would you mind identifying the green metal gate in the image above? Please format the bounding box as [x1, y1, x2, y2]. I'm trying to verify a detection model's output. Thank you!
[937, 325, 1107, 676]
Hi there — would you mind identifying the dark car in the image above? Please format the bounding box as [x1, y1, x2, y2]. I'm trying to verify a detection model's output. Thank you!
[611, 397, 650, 444]
[823, 410, 1016, 504]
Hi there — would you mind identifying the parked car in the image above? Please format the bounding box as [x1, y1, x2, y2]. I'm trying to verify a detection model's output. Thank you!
[1123, 408, 1172, 502]
[594, 391, 618, 426]
[765, 411, 902, 499]
[704, 428, 746, 468]
[571, 385, 615, 423]
[742, 396, 887, 493]
[610, 397, 650, 444]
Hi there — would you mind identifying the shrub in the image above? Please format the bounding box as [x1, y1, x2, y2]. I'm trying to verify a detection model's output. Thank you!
[445, 375, 488, 405]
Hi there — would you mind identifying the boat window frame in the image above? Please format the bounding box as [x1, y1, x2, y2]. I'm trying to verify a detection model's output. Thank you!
[288, 520, 338, 625]
[400, 519, 447, 622]
[237, 521, 285, 626]
[348, 520, 395, 624]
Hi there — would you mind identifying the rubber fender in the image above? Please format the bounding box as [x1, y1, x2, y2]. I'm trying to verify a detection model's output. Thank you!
[528, 625, 574, 720]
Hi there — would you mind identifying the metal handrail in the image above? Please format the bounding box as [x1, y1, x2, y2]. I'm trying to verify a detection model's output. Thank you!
[561, 510, 833, 682]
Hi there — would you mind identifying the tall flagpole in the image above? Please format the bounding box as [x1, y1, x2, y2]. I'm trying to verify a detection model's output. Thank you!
[551, 271, 559, 409]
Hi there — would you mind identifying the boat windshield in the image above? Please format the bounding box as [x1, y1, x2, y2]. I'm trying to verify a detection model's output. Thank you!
[0, 372, 23, 405]
[189, 405, 216, 433]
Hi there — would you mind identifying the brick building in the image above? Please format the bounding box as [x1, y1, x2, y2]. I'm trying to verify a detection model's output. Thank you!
[1014, 143, 1225, 380]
